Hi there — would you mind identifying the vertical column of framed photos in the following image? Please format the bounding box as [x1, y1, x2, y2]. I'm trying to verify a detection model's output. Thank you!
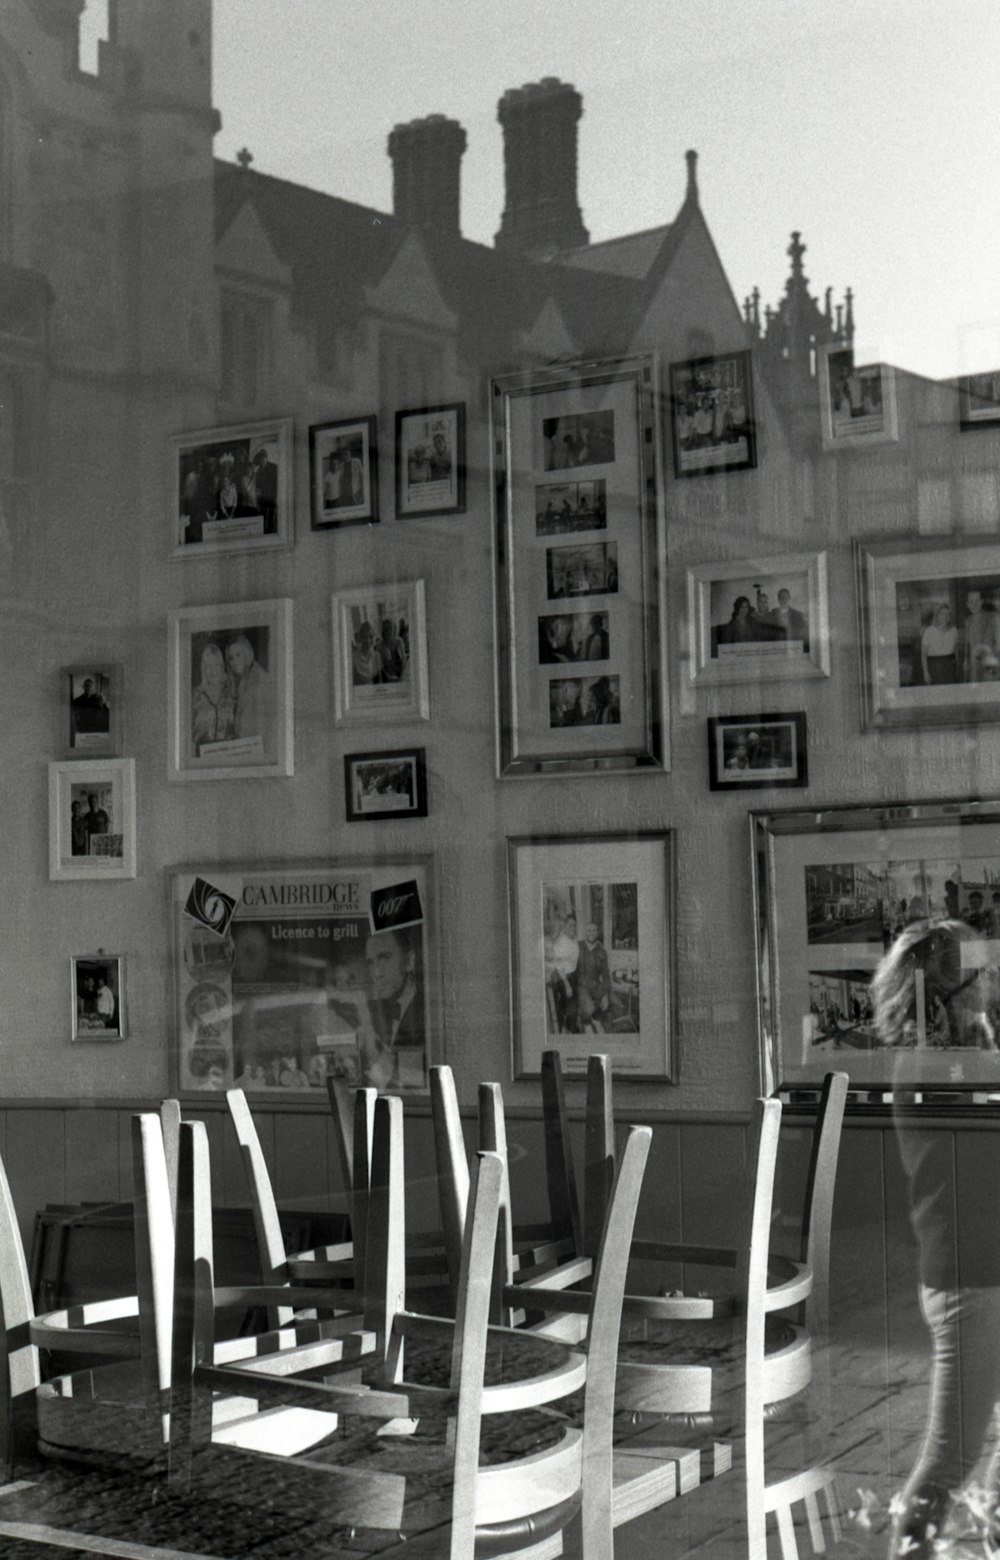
[491, 354, 667, 776]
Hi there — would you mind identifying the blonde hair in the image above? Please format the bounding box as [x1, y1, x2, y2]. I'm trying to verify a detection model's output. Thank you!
[870, 918, 971, 1047]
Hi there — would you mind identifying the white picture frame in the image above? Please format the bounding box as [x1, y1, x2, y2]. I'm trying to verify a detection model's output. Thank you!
[170, 417, 293, 559]
[331, 580, 429, 725]
[49, 758, 136, 881]
[686, 550, 831, 687]
[818, 344, 898, 450]
[167, 599, 294, 781]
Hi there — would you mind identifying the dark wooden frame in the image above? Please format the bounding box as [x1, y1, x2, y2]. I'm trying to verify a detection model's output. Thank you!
[707, 712, 807, 791]
[309, 414, 379, 529]
[344, 747, 428, 822]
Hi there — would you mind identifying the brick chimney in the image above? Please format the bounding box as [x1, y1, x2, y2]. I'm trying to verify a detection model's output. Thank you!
[494, 78, 589, 258]
[388, 114, 467, 238]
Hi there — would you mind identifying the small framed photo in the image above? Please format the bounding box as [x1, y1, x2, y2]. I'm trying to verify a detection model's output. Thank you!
[687, 551, 830, 686]
[395, 402, 466, 518]
[71, 954, 125, 1040]
[345, 748, 428, 822]
[856, 534, 1000, 729]
[171, 418, 292, 558]
[167, 599, 294, 781]
[49, 759, 136, 881]
[819, 344, 898, 449]
[310, 415, 378, 528]
[507, 832, 676, 1081]
[331, 581, 429, 725]
[959, 371, 1000, 430]
[62, 664, 122, 758]
[668, 349, 757, 477]
[707, 712, 807, 791]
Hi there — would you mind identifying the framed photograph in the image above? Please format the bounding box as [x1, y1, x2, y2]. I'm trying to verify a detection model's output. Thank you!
[395, 402, 466, 518]
[49, 758, 136, 881]
[331, 580, 429, 725]
[345, 748, 427, 822]
[61, 664, 122, 758]
[169, 858, 436, 1096]
[753, 799, 1000, 1096]
[310, 415, 378, 528]
[167, 599, 293, 781]
[492, 354, 668, 777]
[507, 832, 676, 1080]
[71, 953, 125, 1041]
[687, 550, 830, 686]
[171, 418, 292, 558]
[668, 349, 757, 477]
[959, 370, 1000, 430]
[707, 712, 807, 791]
[818, 344, 898, 449]
[855, 534, 1000, 729]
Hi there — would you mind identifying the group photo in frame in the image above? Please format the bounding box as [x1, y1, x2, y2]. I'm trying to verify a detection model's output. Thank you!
[507, 831, 676, 1080]
[167, 599, 294, 781]
[668, 349, 757, 477]
[71, 953, 125, 1040]
[856, 534, 1000, 728]
[61, 663, 122, 758]
[818, 344, 898, 449]
[958, 369, 1000, 430]
[707, 712, 807, 791]
[344, 748, 427, 822]
[687, 550, 830, 686]
[49, 758, 136, 882]
[169, 858, 435, 1096]
[395, 402, 466, 518]
[170, 417, 292, 558]
[331, 580, 429, 725]
[310, 414, 378, 528]
[753, 799, 1000, 1096]
[492, 353, 668, 777]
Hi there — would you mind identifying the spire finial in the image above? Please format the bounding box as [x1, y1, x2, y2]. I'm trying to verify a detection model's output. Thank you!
[236, 147, 254, 171]
[788, 231, 806, 279]
[684, 149, 699, 203]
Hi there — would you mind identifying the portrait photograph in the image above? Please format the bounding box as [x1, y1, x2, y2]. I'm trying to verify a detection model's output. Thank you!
[707, 712, 808, 790]
[345, 748, 428, 822]
[508, 832, 676, 1079]
[687, 551, 831, 686]
[71, 953, 124, 1041]
[669, 350, 757, 477]
[819, 345, 898, 448]
[856, 535, 1000, 727]
[332, 581, 429, 724]
[541, 409, 615, 470]
[167, 599, 293, 781]
[959, 369, 1000, 429]
[548, 674, 621, 728]
[534, 480, 607, 536]
[395, 402, 466, 518]
[170, 860, 435, 1096]
[546, 541, 619, 600]
[49, 758, 136, 881]
[62, 663, 121, 758]
[170, 418, 292, 557]
[538, 611, 610, 664]
[310, 415, 378, 528]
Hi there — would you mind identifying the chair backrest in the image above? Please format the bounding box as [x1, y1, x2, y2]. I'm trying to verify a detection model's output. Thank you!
[0, 1140, 38, 1477]
[131, 1111, 178, 1448]
[798, 1070, 848, 1345]
[540, 1048, 582, 1254]
[740, 1096, 783, 1560]
[225, 1088, 295, 1328]
[326, 1075, 356, 1192]
[430, 1064, 469, 1297]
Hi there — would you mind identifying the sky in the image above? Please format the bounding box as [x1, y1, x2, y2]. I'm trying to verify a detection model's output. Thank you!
[206, 0, 998, 382]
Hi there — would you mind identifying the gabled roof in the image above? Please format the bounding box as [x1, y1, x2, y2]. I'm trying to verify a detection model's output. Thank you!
[560, 225, 673, 279]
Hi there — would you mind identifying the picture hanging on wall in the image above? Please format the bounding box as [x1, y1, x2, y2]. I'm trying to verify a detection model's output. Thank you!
[169, 857, 436, 1097]
[310, 415, 379, 529]
[170, 418, 293, 558]
[344, 748, 428, 822]
[818, 344, 898, 449]
[856, 534, 1000, 729]
[49, 758, 136, 882]
[668, 349, 757, 477]
[395, 402, 466, 518]
[491, 353, 668, 777]
[71, 953, 125, 1041]
[958, 370, 1000, 430]
[61, 663, 122, 758]
[686, 550, 830, 687]
[753, 799, 1000, 1097]
[167, 598, 294, 781]
[331, 580, 429, 724]
[507, 831, 676, 1080]
[707, 712, 807, 790]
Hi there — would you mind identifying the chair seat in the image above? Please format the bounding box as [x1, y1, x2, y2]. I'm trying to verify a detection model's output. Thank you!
[613, 1314, 805, 1417]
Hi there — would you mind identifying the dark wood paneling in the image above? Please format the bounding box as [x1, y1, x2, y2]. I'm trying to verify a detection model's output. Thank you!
[7, 1110, 67, 1253]
[64, 1104, 121, 1206]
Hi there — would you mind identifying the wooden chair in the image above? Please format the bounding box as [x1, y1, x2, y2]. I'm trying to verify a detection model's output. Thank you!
[0, 1132, 41, 1479]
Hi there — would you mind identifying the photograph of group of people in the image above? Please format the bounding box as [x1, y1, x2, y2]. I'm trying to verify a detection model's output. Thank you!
[825, 349, 886, 430]
[895, 574, 1000, 686]
[314, 420, 372, 522]
[546, 542, 619, 600]
[538, 611, 609, 665]
[549, 675, 620, 728]
[178, 433, 280, 545]
[397, 404, 463, 516]
[189, 626, 272, 759]
[73, 957, 121, 1038]
[69, 784, 118, 858]
[542, 879, 639, 1035]
[542, 409, 616, 471]
[712, 716, 801, 784]
[535, 480, 608, 536]
[349, 606, 410, 689]
[350, 756, 418, 814]
[670, 351, 754, 474]
[710, 576, 810, 657]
